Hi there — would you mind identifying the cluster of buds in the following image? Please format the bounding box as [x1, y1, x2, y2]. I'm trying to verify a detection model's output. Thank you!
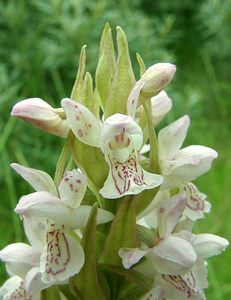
[0, 24, 228, 300]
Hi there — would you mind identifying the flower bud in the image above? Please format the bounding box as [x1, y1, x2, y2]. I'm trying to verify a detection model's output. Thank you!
[11, 98, 69, 137]
[140, 63, 176, 98]
[151, 90, 172, 126]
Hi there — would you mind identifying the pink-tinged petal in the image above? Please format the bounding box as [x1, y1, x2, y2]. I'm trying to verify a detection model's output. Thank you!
[99, 150, 163, 199]
[14, 191, 69, 226]
[11, 163, 57, 196]
[0, 276, 39, 300]
[61, 98, 101, 147]
[0, 243, 40, 278]
[58, 169, 87, 209]
[193, 234, 229, 259]
[151, 91, 172, 126]
[11, 98, 69, 138]
[140, 286, 165, 300]
[127, 80, 145, 119]
[157, 193, 186, 238]
[100, 113, 143, 153]
[152, 236, 197, 275]
[40, 226, 84, 283]
[169, 145, 218, 182]
[24, 267, 50, 294]
[118, 247, 150, 269]
[23, 218, 47, 250]
[158, 115, 190, 160]
[141, 63, 176, 98]
[155, 270, 206, 300]
[183, 183, 211, 221]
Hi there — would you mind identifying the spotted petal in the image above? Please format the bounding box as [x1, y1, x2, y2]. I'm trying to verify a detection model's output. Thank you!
[61, 98, 101, 147]
[99, 150, 163, 199]
[58, 169, 87, 208]
[24, 266, 50, 294]
[11, 163, 57, 196]
[39, 225, 84, 283]
[183, 183, 211, 221]
[0, 276, 39, 300]
[100, 113, 143, 153]
[127, 80, 145, 119]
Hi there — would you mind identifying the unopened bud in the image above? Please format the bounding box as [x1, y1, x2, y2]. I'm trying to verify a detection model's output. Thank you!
[11, 98, 69, 138]
[151, 90, 172, 126]
[141, 63, 176, 98]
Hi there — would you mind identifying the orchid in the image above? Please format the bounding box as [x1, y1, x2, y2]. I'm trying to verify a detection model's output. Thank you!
[1, 24, 228, 300]
[61, 98, 163, 198]
[12, 164, 113, 284]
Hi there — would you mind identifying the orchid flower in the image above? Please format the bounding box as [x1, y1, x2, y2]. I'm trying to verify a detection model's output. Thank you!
[12, 164, 114, 284]
[154, 230, 229, 300]
[0, 217, 49, 298]
[0, 275, 40, 300]
[61, 98, 163, 198]
[11, 98, 69, 138]
[119, 193, 197, 275]
[158, 115, 218, 188]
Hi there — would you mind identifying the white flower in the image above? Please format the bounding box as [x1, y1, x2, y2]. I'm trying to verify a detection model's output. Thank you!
[158, 115, 218, 188]
[0, 217, 49, 296]
[12, 164, 114, 283]
[11, 98, 69, 138]
[99, 113, 163, 198]
[61, 98, 163, 198]
[0, 275, 40, 300]
[119, 193, 197, 275]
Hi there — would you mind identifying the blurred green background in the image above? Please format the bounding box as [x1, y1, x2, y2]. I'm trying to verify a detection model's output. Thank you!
[0, 0, 230, 298]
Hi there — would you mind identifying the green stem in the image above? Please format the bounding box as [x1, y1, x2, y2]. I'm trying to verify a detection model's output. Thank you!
[142, 99, 160, 174]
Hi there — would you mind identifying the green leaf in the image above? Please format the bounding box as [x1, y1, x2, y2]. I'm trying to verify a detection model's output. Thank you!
[95, 23, 115, 111]
[100, 197, 138, 266]
[105, 26, 135, 117]
[71, 45, 87, 101]
[136, 53, 146, 77]
[40, 286, 62, 300]
[82, 71, 99, 116]
[70, 204, 107, 300]
[134, 187, 159, 216]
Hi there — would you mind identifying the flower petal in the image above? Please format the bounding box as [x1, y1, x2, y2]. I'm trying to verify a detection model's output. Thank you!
[0, 243, 40, 278]
[127, 80, 145, 119]
[152, 236, 197, 275]
[183, 183, 211, 221]
[58, 169, 87, 208]
[11, 98, 69, 138]
[40, 227, 84, 283]
[24, 266, 50, 294]
[61, 98, 101, 147]
[118, 247, 150, 269]
[157, 193, 186, 238]
[151, 91, 172, 126]
[23, 218, 47, 250]
[0, 276, 38, 300]
[193, 233, 229, 259]
[100, 113, 143, 153]
[158, 115, 190, 160]
[11, 163, 58, 196]
[140, 286, 165, 300]
[168, 145, 218, 182]
[15, 192, 114, 229]
[99, 150, 163, 199]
